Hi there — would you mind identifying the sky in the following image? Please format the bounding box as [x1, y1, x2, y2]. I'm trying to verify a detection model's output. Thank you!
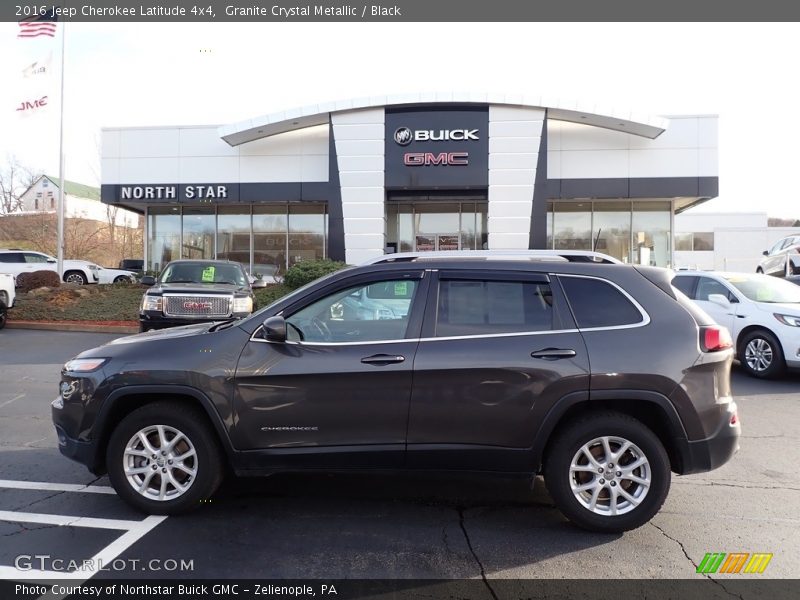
[1, 22, 799, 218]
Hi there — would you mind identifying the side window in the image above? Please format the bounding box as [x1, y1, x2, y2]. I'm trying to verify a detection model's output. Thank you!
[435, 279, 553, 337]
[671, 276, 697, 298]
[23, 253, 48, 264]
[286, 279, 418, 343]
[781, 237, 798, 250]
[560, 277, 643, 329]
[696, 277, 735, 302]
[769, 239, 785, 255]
[0, 253, 21, 263]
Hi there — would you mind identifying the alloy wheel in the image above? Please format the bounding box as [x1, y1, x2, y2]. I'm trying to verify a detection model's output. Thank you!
[745, 338, 773, 372]
[123, 424, 197, 501]
[569, 435, 651, 516]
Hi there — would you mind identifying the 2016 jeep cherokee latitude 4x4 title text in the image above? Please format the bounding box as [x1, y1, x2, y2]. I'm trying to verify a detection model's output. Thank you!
[52, 255, 740, 532]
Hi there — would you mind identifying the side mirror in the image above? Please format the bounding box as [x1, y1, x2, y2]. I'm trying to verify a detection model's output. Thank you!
[763, 250, 769, 256]
[47, 258, 57, 264]
[261, 316, 287, 343]
[707, 293, 731, 309]
[140, 276, 156, 286]
[252, 279, 267, 289]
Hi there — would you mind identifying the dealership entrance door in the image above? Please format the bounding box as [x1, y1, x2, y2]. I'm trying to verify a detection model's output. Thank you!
[385, 192, 488, 253]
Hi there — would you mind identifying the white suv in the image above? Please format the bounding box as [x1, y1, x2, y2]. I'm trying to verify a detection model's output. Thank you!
[0, 249, 100, 285]
[0, 273, 14, 330]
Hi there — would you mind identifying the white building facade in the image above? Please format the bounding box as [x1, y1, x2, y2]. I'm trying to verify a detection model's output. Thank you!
[674, 211, 800, 272]
[99, 94, 719, 275]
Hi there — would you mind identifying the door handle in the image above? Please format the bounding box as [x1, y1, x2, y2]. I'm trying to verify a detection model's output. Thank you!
[531, 348, 577, 360]
[361, 354, 405, 365]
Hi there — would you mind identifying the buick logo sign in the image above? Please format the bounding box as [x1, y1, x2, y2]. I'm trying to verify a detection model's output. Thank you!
[394, 127, 412, 146]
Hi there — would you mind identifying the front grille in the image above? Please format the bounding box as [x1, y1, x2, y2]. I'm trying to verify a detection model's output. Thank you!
[163, 295, 232, 318]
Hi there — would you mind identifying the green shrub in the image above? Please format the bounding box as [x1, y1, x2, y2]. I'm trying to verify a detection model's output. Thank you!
[283, 259, 347, 289]
[254, 284, 293, 309]
[16, 270, 61, 293]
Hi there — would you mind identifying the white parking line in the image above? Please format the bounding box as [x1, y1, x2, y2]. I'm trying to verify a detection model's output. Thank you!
[0, 479, 116, 495]
[0, 479, 167, 581]
[0, 394, 25, 409]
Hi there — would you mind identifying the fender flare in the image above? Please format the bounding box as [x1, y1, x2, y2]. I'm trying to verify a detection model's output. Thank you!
[92, 384, 236, 459]
[530, 389, 691, 471]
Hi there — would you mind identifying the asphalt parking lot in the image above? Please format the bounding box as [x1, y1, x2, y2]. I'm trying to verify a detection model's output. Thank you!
[0, 329, 798, 586]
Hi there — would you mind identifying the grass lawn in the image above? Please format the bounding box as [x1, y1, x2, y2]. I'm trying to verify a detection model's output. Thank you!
[9, 283, 293, 323]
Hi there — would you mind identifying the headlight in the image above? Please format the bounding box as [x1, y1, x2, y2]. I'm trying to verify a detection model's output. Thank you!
[88, 265, 99, 271]
[141, 295, 163, 311]
[774, 313, 800, 327]
[232, 296, 253, 313]
[64, 358, 108, 372]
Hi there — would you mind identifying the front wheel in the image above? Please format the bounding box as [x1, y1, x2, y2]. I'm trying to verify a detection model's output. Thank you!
[106, 402, 224, 514]
[739, 329, 784, 379]
[113, 275, 130, 283]
[545, 412, 671, 533]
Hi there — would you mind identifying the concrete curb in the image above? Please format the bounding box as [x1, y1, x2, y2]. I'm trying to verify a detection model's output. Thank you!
[7, 321, 138, 334]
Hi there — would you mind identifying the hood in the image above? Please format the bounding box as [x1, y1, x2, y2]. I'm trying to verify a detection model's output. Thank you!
[755, 301, 800, 316]
[105, 322, 217, 346]
[147, 282, 249, 294]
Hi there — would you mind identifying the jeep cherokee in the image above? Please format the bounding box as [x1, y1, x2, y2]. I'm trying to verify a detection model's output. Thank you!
[52, 255, 740, 532]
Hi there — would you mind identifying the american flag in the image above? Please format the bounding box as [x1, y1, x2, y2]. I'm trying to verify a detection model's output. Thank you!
[18, 13, 58, 39]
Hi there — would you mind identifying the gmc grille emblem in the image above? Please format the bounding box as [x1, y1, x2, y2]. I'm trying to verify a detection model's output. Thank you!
[184, 301, 212, 310]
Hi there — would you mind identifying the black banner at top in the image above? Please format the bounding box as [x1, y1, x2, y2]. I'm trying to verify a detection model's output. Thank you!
[3, 0, 800, 22]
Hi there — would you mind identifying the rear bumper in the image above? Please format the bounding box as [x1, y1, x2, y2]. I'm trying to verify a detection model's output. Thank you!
[678, 401, 740, 475]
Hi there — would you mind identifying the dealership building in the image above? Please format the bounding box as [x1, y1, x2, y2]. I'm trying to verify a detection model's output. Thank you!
[100, 93, 719, 276]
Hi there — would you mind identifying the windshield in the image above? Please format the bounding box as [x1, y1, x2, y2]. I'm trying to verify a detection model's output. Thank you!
[725, 274, 800, 304]
[160, 262, 247, 286]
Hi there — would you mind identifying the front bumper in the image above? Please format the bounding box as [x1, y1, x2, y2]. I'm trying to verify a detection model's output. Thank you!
[139, 313, 247, 330]
[679, 401, 741, 475]
[52, 398, 103, 473]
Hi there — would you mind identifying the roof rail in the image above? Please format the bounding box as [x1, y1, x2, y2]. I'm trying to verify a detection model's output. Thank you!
[360, 250, 622, 265]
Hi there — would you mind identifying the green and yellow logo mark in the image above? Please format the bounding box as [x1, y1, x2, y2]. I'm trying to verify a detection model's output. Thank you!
[697, 552, 773, 574]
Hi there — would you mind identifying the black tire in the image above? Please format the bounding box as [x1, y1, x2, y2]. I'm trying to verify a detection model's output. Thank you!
[64, 271, 87, 285]
[738, 329, 785, 379]
[544, 411, 671, 533]
[756, 267, 763, 274]
[113, 275, 129, 283]
[106, 401, 224, 515]
[0, 303, 7, 331]
[139, 323, 149, 333]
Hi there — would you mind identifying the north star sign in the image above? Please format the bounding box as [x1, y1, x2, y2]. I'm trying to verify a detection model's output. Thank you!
[120, 185, 229, 200]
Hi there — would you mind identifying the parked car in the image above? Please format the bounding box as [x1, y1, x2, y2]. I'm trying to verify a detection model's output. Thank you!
[53, 253, 739, 533]
[673, 271, 800, 378]
[363, 249, 624, 265]
[119, 259, 144, 274]
[0, 273, 15, 330]
[757, 235, 800, 277]
[787, 275, 800, 287]
[0, 249, 100, 285]
[138, 259, 258, 332]
[97, 266, 138, 284]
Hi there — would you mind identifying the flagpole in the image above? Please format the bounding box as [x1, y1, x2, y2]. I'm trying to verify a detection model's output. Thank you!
[56, 13, 66, 277]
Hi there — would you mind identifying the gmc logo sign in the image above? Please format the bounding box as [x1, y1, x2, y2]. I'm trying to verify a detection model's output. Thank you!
[403, 152, 469, 166]
[183, 301, 212, 310]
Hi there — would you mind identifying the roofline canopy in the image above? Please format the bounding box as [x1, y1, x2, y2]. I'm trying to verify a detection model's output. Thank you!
[217, 92, 669, 147]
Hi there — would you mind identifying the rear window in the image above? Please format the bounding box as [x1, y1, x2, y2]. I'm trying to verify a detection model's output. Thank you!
[436, 279, 553, 336]
[560, 276, 643, 329]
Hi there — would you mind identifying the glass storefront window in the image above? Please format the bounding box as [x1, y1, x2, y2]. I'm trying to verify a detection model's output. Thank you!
[593, 201, 631, 264]
[288, 204, 326, 266]
[632, 201, 671, 267]
[182, 206, 215, 261]
[147, 206, 180, 273]
[552, 203, 591, 250]
[253, 205, 288, 279]
[386, 200, 487, 252]
[217, 206, 251, 272]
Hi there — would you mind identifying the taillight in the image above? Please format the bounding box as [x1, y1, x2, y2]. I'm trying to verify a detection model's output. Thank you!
[701, 326, 733, 352]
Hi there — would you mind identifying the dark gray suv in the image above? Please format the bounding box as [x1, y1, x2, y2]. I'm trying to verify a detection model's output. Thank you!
[52, 256, 740, 532]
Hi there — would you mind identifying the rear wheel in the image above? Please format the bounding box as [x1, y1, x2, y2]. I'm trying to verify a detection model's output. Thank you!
[106, 402, 224, 514]
[545, 412, 671, 533]
[738, 329, 784, 379]
[64, 271, 87, 285]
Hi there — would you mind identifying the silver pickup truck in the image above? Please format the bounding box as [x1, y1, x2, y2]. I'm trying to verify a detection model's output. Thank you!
[0, 273, 15, 330]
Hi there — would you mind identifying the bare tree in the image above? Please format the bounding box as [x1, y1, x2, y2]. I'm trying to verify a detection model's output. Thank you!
[0, 156, 38, 215]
